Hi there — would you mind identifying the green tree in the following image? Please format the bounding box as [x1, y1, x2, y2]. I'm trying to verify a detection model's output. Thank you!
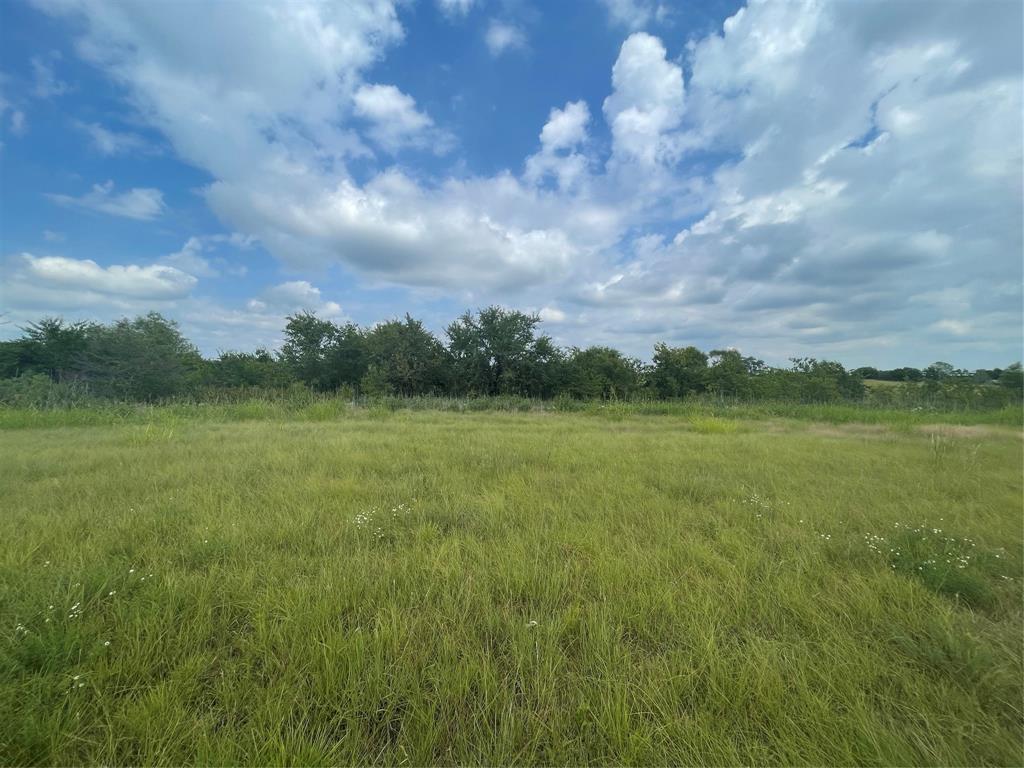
[705, 349, 751, 397]
[0, 318, 94, 381]
[998, 363, 1022, 391]
[77, 313, 197, 401]
[924, 361, 955, 381]
[362, 315, 450, 396]
[208, 349, 294, 389]
[789, 358, 864, 401]
[564, 346, 641, 400]
[446, 307, 559, 396]
[280, 313, 366, 391]
[649, 343, 708, 398]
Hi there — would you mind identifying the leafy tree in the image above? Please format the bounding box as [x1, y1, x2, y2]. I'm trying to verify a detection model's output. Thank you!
[208, 349, 293, 389]
[998, 363, 1022, 391]
[789, 358, 864, 401]
[564, 346, 641, 400]
[280, 313, 366, 391]
[705, 349, 751, 397]
[0, 318, 93, 381]
[924, 361, 956, 381]
[362, 315, 450, 396]
[446, 307, 558, 396]
[77, 313, 197, 401]
[649, 344, 708, 398]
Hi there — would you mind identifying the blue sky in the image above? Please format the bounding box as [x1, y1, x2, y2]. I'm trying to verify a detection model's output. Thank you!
[0, 0, 1021, 369]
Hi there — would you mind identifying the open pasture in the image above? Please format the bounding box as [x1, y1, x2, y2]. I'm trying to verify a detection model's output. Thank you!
[1, 410, 1021, 765]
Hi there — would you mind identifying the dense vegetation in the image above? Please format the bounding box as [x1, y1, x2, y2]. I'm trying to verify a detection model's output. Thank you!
[1, 409, 1020, 765]
[1, 309, 1020, 410]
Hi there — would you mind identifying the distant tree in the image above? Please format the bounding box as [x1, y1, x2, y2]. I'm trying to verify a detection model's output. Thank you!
[998, 363, 1023, 391]
[446, 307, 558, 396]
[649, 344, 708, 398]
[705, 349, 752, 397]
[924, 361, 956, 381]
[362, 315, 450, 396]
[77, 313, 197, 401]
[208, 349, 293, 389]
[0, 340, 29, 379]
[852, 366, 880, 380]
[564, 346, 642, 400]
[5, 318, 94, 382]
[788, 358, 863, 401]
[280, 313, 366, 391]
[888, 366, 923, 382]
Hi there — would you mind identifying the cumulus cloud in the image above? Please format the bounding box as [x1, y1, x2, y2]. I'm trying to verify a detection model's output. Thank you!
[47, 180, 165, 220]
[8, 253, 196, 299]
[159, 234, 253, 278]
[353, 84, 449, 154]
[485, 21, 526, 56]
[247, 280, 343, 317]
[26, 0, 1023, 367]
[161, 238, 217, 278]
[602, 32, 684, 167]
[525, 101, 592, 190]
[540, 101, 590, 151]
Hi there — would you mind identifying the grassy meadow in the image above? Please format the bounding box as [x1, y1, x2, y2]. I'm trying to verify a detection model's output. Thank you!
[1, 405, 1022, 765]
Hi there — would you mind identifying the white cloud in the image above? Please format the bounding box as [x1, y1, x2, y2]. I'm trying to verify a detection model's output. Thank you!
[248, 280, 343, 317]
[75, 121, 150, 155]
[353, 84, 449, 153]
[539, 100, 590, 151]
[10, 253, 196, 299]
[437, 0, 475, 19]
[603, 32, 684, 167]
[159, 233, 254, 278]
[0, 85, 23, 138]
[598, 0, 657, 30]
[161, 237, 217, 278]
[485, 21, 526, 57]
[31, 54, 70, 98]
[206, 169, 616, 291]
[9, 110, 26, 136]
[29, 0, 1022, 368]
[47, 181, 165, 220]
[525, 101, 592, 190]
[538, 306, 567, 323]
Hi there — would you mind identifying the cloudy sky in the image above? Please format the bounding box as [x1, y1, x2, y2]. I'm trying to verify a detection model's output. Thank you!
[0, 0, 1020, 368]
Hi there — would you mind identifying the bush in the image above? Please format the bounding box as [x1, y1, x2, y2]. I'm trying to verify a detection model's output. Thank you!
[0, 374, 97, 408]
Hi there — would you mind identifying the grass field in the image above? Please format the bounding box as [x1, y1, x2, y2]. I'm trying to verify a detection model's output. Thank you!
[1, 408, 1022, 765]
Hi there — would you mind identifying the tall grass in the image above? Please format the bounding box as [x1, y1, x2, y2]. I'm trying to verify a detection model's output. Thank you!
[1, 410, 1020, 765]
[1, 393, 1020, 430]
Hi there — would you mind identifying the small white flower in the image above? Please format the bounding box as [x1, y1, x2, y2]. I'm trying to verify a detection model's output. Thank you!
[103, 640, 111, 647]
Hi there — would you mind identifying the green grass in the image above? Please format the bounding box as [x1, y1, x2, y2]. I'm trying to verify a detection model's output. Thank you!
[0, 394, 1020, 431]
[1, 409, 1021, 765]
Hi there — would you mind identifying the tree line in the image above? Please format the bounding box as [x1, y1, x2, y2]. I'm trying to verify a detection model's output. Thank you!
[0, 308, 1020, 407]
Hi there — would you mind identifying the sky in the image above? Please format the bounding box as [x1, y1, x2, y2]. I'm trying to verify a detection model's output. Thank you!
[0, 0, 1021, 369]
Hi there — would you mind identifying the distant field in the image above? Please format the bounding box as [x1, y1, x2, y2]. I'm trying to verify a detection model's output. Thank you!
[1, 410, 1022, 765]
